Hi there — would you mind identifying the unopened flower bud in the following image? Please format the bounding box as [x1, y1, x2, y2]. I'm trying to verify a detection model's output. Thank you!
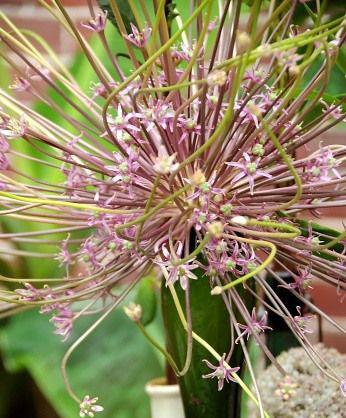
[215, 240, 227, 254]
[252, 143, 264, 156]
[221, 203, 233, 216]
[191, 169, 206, 186]
[236, 31, 251, 53]
[153, 150, 179, 174]
[124, 302, 142, 321]
[257, 44, 272, 58]
[185, 119, 197, 130]
[207, 221, 224, 238]
[122, 240, 133, 250]
[213, 193, 223, 203]
[211, 286, 223, 295]
[122, 132, 132, 143]
[247, 262, 257, 272]
[108, 242, 116, 250]
[288, 64, 300, 77]
[247, 102, 261, 117]
[231, 216, 248, 226]
[207, 70, 227, 86]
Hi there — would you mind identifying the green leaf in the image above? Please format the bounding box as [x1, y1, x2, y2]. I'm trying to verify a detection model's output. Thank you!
[336, 46, 346, 75]
[0, 308, 162, 418]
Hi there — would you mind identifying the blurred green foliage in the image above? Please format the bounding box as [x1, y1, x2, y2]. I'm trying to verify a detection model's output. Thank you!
[0, 308, 162, 418]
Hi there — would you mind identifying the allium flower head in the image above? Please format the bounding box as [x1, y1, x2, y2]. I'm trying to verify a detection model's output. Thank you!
[0, 0, 345, 414]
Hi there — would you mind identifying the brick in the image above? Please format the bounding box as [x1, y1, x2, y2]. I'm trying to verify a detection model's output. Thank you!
[0, 0, 35, 4]
[1, 16, 62, 53]
[322, 333, 346, 353]
[0, 0, 90, 4]
[310, 283, 345, 317]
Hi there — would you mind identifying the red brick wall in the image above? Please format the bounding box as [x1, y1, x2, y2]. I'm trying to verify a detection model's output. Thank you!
[0, 0, 95, 56]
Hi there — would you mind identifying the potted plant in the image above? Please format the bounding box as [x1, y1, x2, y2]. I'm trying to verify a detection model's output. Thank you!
[0, 1, 345, 417]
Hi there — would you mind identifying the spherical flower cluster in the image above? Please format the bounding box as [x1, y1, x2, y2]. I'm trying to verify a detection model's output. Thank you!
[0, 0, 345, 413]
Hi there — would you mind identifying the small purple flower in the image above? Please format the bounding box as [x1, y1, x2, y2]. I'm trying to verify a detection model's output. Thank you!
[284, 266, 313, 294]
[80, 237, 102, 270]
[187, 171, 225, 207]
[235, 308, 272, 343]
[15, 282, 43, 301]
[202, 353, 240, 391]
[81, 11, 108, 32]
[55, 235, 74, 267]
[9, 76, 30, 92]
[226, 153, 272, 195]
[79, 395, 104, 417]
[123, 23, 152, 47]
[0, 114, 27, 138]
[177, 116, 201, 144]
[340, 378, 346, 397]
[303, 147, 341, 183]
[190, 208, 216, 231]
[108, 104, 141, 137]
[0, 135, 9, 153]
[295, 222, 323, 252]
[156, 242, 199, 290]
[320, 99, 346, 121]
[235, 100, 267, 128]
[293, 306, 313, 334]
[50, 305, 74, 342]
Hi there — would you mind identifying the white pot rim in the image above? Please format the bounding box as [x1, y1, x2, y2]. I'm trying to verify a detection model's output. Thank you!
[145, 377, 181, 397]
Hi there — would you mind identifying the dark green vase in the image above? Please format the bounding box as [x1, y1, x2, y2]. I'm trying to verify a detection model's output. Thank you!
[161, 268, 250, 418]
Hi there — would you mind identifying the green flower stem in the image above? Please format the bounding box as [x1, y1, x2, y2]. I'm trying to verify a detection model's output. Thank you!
[127, 0, 144, 30]
[259, 116, 303, 212]
[173, 36, 253, 177]
[319, 231, 346, 249]
[253, 0, 291, 43]
[218, 16, 344, 71]
[136, 320, 180, 375]
[134, 80, 206, 102]
[168, 284, 271, 418]
[211, 237, 276, 295]
[54, 0, 112, 89]
[135, 174, 161, 246]
[246, 219, 301, 238]
[0, 18, 73, 83]
[323, 248, 346, 262]
[0, 190, 137, 215]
